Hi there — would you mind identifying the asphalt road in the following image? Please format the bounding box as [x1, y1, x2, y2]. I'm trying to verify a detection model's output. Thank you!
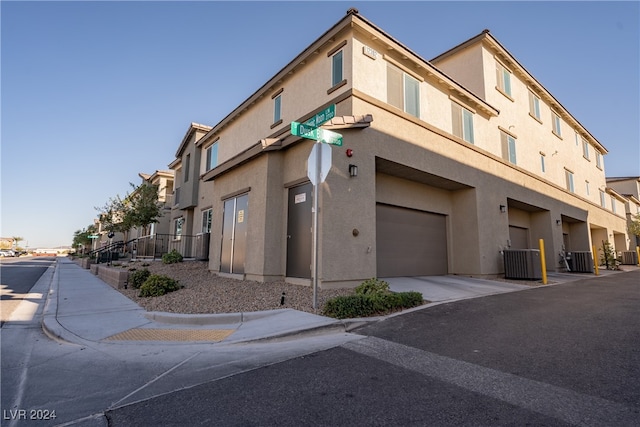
[106, 270, 640, 426]
[0, 257, 55, 325]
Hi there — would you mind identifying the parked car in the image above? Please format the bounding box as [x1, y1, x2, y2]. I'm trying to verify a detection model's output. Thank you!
[0, 250, 16, 257]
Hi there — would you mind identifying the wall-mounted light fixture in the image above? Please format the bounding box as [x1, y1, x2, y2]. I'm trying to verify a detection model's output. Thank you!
[349, 164, 358, 177]
[499, 204, 506, 213]
[556, 220, 562, 226]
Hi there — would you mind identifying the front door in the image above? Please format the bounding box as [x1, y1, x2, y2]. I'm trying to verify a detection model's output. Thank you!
[220, 194, 248, 274]
[286, 183, 312, 278]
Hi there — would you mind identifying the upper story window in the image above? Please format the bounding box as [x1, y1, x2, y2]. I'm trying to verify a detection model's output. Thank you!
[565, 169, 575, 193]
[184, 154, 191, 182]
[540, 153, 546, 173]
[552, 112, 562, 137]
[451, 102, 474, 144]
[599, 190, 606, 208]
[495, 61, 512, 97]
[201, 208, 212, 233]
[205, 142, 219, 172]
[582, 137, 590, 159]
[387, 63, 420, 118]
[500, 130, 517, 164]
[273, 94, 282, 123]
[332, 50, 343, 87]
[585, 180, 590, 196]
[595, 151, 603, 169]
[528, 91, 541, 121]
[611, 196, 617, 214]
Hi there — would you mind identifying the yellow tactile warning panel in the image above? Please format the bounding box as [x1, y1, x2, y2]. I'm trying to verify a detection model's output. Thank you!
[105, 328, 234, 342]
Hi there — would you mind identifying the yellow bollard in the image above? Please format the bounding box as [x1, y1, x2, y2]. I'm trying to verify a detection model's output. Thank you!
[593, 245, 599, 276]
[539, 238, 547, 285]
[636, 246, 640, 266]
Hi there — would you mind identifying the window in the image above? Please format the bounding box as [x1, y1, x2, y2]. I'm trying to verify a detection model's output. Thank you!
[387, 63, 420, 118]
[552, 112, 562, 137]
[582, 137, 590, 159]
[611, 196, 616, 213]
[575, 131, 580, 146]
[495, 62, 512, 97]
[205, 142, 218, 172]
[184, 154, 190, 182]
[585, 180, 590, 196]
[452, 102, 474, 144]
[540, 153, 546, 173]
[500, 131, 516, 164]
[529, 91, 541, 120]
[565, 169, 575, 193]
[599, 190, 606, 208]
[596, 151, 602, 169]
[273, 94, 282, 123]
[332, 50, 343, 87]
[174, 218, 184, 239]
[201, 209, 212, 233]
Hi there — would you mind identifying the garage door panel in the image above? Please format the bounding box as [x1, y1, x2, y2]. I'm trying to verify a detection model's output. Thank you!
[376, 204, 447, 277]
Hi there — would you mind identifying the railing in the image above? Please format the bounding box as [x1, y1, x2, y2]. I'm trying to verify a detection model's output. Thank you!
[89, 240, 125, 264]
[127, 233, 210, 261]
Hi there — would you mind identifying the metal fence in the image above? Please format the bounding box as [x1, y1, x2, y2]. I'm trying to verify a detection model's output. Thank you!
[127, 233, 210, 261]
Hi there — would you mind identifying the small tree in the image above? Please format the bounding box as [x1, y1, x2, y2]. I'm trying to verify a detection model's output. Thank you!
[72, 224, 98, 253]
[628, 213, 640, 243]
[11, 236, 23, 251]
[128, 182, 162, 235]
[599, 240, 619, 270]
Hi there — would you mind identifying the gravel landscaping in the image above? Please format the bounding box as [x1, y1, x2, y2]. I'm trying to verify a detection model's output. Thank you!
[115, 260, 355, 315]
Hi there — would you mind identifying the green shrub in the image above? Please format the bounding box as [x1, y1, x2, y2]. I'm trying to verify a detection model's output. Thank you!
[139, 274, 181, 297]
[129, 268, 151, 289]
[162, 249, 183, 264]
[355, 278, 390, 296]
[323, 280, 424, 319]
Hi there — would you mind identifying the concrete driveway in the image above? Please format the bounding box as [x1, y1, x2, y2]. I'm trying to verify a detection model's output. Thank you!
[384, 275, 533, 303]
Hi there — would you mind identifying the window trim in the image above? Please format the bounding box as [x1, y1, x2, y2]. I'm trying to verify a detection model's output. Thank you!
[500, 130, 516, 164]
[540, 152, 546, 173]
[201, 208, 212, 234]
[495, 60, 513, 99]
[582, 137, 590, 160]
[204, 141, 219, 172]
[387, 62, 421, 118]
[565, 169, 575, 193]
[552, 111, 562, 138]
[528, 90, 542, 122]
[452, 101, 475, 144]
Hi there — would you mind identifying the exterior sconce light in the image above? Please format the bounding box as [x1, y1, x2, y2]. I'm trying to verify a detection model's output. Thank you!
[556, 220, 562, 226]
[349, 164, 358, 177]
[499, 205, 506, 213]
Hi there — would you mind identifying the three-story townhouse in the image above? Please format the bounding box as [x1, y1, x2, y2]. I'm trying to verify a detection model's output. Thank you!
[179, 9, 628, 288]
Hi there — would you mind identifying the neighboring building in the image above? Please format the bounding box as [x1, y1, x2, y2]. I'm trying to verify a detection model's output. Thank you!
[170, 9, 629, 288]
[607, 177, 640, 249]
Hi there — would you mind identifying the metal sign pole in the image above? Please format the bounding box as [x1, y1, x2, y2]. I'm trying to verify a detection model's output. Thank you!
[312, 142, 320, 311]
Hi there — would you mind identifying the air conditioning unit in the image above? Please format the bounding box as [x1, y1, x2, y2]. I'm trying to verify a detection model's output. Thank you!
[569, 251, 594, 273]
[621, 251, 638, 265]
[503, 249, 542, 280]
[195, 233, 211, 261]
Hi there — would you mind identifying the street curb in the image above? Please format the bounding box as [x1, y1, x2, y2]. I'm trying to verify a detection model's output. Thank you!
[144, 308, 294, 326]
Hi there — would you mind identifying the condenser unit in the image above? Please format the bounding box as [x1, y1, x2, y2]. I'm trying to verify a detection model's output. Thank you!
[195, 233, 211, 261]
[569, 251, 594, 273]
[621, 251, 638, 265]
[503, 249, 542, 280]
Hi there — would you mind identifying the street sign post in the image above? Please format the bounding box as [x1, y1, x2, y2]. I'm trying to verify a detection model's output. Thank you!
[291, 104, 342, 310]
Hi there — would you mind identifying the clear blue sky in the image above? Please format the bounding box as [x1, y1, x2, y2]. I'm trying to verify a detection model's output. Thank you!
[2, 1, 639, 248]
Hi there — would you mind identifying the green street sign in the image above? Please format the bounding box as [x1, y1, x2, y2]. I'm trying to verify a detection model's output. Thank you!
[291, 122, 343, 146]
[88, 235, 100, 239]
[303, 104, 336, 128]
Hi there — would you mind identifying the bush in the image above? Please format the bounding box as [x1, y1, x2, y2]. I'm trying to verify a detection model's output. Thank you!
[355, 278, 390, 296]
[129, 268, 151, 289]
[139, 274, 181, 297]
[323, 279, 424, 319]
[162, 249, 183, 264]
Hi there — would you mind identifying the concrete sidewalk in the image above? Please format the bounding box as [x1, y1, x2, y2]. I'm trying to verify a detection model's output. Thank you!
[42, 258, 344, 346]
[41, 257, 637, 347]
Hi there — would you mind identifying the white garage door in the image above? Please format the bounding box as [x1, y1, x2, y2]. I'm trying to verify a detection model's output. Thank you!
[376, 203, 448, 277]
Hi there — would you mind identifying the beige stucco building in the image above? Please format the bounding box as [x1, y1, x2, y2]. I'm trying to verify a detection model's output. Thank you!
[168, 10, 630, 288]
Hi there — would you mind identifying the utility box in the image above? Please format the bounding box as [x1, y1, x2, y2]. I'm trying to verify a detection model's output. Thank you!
[568, 251, 594, 273]
[195, 233, 210, 261]
[621, 251, 638, 265]
[503, 249, 542, 280]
